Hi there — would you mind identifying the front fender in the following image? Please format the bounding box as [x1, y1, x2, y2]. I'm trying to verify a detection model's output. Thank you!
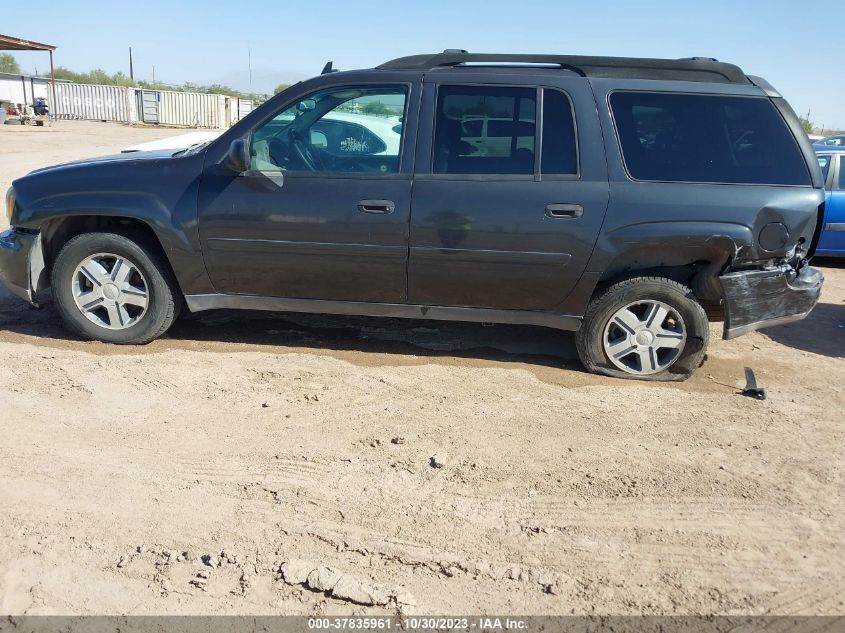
[10, 155, 214, 295]
[21, 190, 193, 252]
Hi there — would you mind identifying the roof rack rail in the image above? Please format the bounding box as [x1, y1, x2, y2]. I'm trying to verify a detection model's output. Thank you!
[377, 51, 749, 84]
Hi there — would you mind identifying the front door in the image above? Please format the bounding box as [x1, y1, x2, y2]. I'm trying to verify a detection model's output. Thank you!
[197, 82, 416, 303]
[408, 77, 609, 311]
[818, 153, 845, 254]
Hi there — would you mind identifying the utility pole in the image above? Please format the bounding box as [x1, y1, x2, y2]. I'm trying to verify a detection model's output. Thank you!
[248, 42, 252, 94]
[152, 65, 155, 83]
[129, 47, 134, 82]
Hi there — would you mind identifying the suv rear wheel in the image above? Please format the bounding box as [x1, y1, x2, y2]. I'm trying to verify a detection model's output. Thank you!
[51, 231, 178, 344]
[576, 276, 709, 381]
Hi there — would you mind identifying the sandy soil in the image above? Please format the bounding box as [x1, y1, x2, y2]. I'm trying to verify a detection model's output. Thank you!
[0, 121, 843, 616]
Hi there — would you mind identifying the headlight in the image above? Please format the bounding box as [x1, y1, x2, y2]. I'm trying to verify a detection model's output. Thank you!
[5, 187, 15, 224]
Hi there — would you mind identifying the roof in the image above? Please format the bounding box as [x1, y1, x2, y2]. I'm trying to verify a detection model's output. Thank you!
[0, 71, 69, 83]
[377, 51, 750, 84]
[0, 33, 56, 52]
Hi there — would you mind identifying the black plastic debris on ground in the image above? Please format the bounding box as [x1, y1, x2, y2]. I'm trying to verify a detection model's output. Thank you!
[740, 367, 767, 400]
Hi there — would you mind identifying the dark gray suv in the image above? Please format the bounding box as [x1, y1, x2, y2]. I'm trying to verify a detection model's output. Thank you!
[0, 51, 825, 380]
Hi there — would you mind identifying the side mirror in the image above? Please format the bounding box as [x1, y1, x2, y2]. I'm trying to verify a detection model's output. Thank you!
[222, 138, 249, 173]
[296, 99, 317, 113]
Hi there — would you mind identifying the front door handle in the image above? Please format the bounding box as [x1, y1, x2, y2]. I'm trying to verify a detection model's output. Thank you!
[358, 199, 395, 214]
[545, 203, 583, 219]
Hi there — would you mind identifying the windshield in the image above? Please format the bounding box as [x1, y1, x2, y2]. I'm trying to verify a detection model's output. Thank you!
[817, 135, 845, 146]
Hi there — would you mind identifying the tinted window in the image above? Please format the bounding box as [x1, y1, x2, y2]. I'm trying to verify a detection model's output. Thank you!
[250, 86, 406, 174]
[434, 86, 536, 175]
[541, 89, 578, 175]
[610, 92, 810, 186]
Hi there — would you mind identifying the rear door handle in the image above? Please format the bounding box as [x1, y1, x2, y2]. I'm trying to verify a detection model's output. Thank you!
[545, 203, 583, 219]
[358, 199, 395, 214]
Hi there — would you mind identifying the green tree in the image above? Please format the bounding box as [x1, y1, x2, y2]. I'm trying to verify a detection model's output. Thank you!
[799, 117, 813, 134]
[0, 53, 21, 74]
[361, 101, 392, 117]
[111, 72, 135, 87]
[274, 83, 291, 95]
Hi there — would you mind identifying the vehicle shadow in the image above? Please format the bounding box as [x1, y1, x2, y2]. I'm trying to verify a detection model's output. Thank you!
[762, 303, 845, 358]
[0, 286, 581, 371]
[761, 258, 845, 357]
[172, 310, 581, 368]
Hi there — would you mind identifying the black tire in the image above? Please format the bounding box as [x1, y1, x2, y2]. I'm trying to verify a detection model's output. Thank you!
[51, 231, 178, 344]
[576, 276, 709, 381]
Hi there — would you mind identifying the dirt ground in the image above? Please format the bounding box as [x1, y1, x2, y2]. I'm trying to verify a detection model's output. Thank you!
[0, 121, 843, 616]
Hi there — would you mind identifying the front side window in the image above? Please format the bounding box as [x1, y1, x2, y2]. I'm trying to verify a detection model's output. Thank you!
[610, 92, 811, 186]
[840, 156, 845, 189]
[434, 85, 536, 175]
[250, 86, 407, 174]
[818, 155, 832, 183]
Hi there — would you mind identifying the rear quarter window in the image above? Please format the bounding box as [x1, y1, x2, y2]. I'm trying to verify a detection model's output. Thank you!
[610, 92, 811, 186]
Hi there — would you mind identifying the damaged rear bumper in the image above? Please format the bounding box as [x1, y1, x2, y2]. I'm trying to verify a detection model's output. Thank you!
[720, 264, 823, 340]
[0, 227, 46, 305]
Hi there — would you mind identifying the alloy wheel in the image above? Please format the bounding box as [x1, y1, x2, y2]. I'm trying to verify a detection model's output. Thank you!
[602, 300, 686, 375]
[71, 253, 149, 330]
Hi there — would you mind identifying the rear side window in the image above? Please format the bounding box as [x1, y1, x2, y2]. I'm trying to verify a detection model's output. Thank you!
[434, 85, 536, 175]
[610, 92, 811, 186]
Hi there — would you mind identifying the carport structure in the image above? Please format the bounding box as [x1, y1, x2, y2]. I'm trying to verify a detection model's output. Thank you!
[0, 33, 57, 110]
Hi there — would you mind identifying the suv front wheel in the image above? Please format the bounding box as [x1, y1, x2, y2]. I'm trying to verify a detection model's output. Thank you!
[51, 231, 178, 344]
[576, 276, 709, 381]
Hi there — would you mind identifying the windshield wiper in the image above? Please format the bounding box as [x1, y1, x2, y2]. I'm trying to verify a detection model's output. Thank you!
[173, 140, 213, 157]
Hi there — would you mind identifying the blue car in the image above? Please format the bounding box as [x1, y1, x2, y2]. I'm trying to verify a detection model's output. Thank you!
[816, 148, 845, 256]
[814, 134, 845, 148]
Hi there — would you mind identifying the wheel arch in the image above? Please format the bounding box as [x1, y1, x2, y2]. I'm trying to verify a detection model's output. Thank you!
[583, 224, 751, 307]
[38, 214, 183, 299]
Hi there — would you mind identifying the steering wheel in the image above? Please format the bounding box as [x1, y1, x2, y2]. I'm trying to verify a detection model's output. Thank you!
[290, 129, 321, 171]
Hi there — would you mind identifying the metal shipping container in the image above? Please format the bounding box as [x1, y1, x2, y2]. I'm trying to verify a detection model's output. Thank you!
[236, 98, 254, 122]
[158, 90, 221, 128]
[137, 90, 159, 124]
[0, 72, 56, 107]
[55, 83, 133, 122]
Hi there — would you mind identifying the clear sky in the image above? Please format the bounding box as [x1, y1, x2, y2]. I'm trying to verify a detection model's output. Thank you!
[4, 0, 844, 130]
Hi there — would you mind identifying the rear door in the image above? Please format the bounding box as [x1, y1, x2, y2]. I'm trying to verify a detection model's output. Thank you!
[408, 73, 609, 310]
